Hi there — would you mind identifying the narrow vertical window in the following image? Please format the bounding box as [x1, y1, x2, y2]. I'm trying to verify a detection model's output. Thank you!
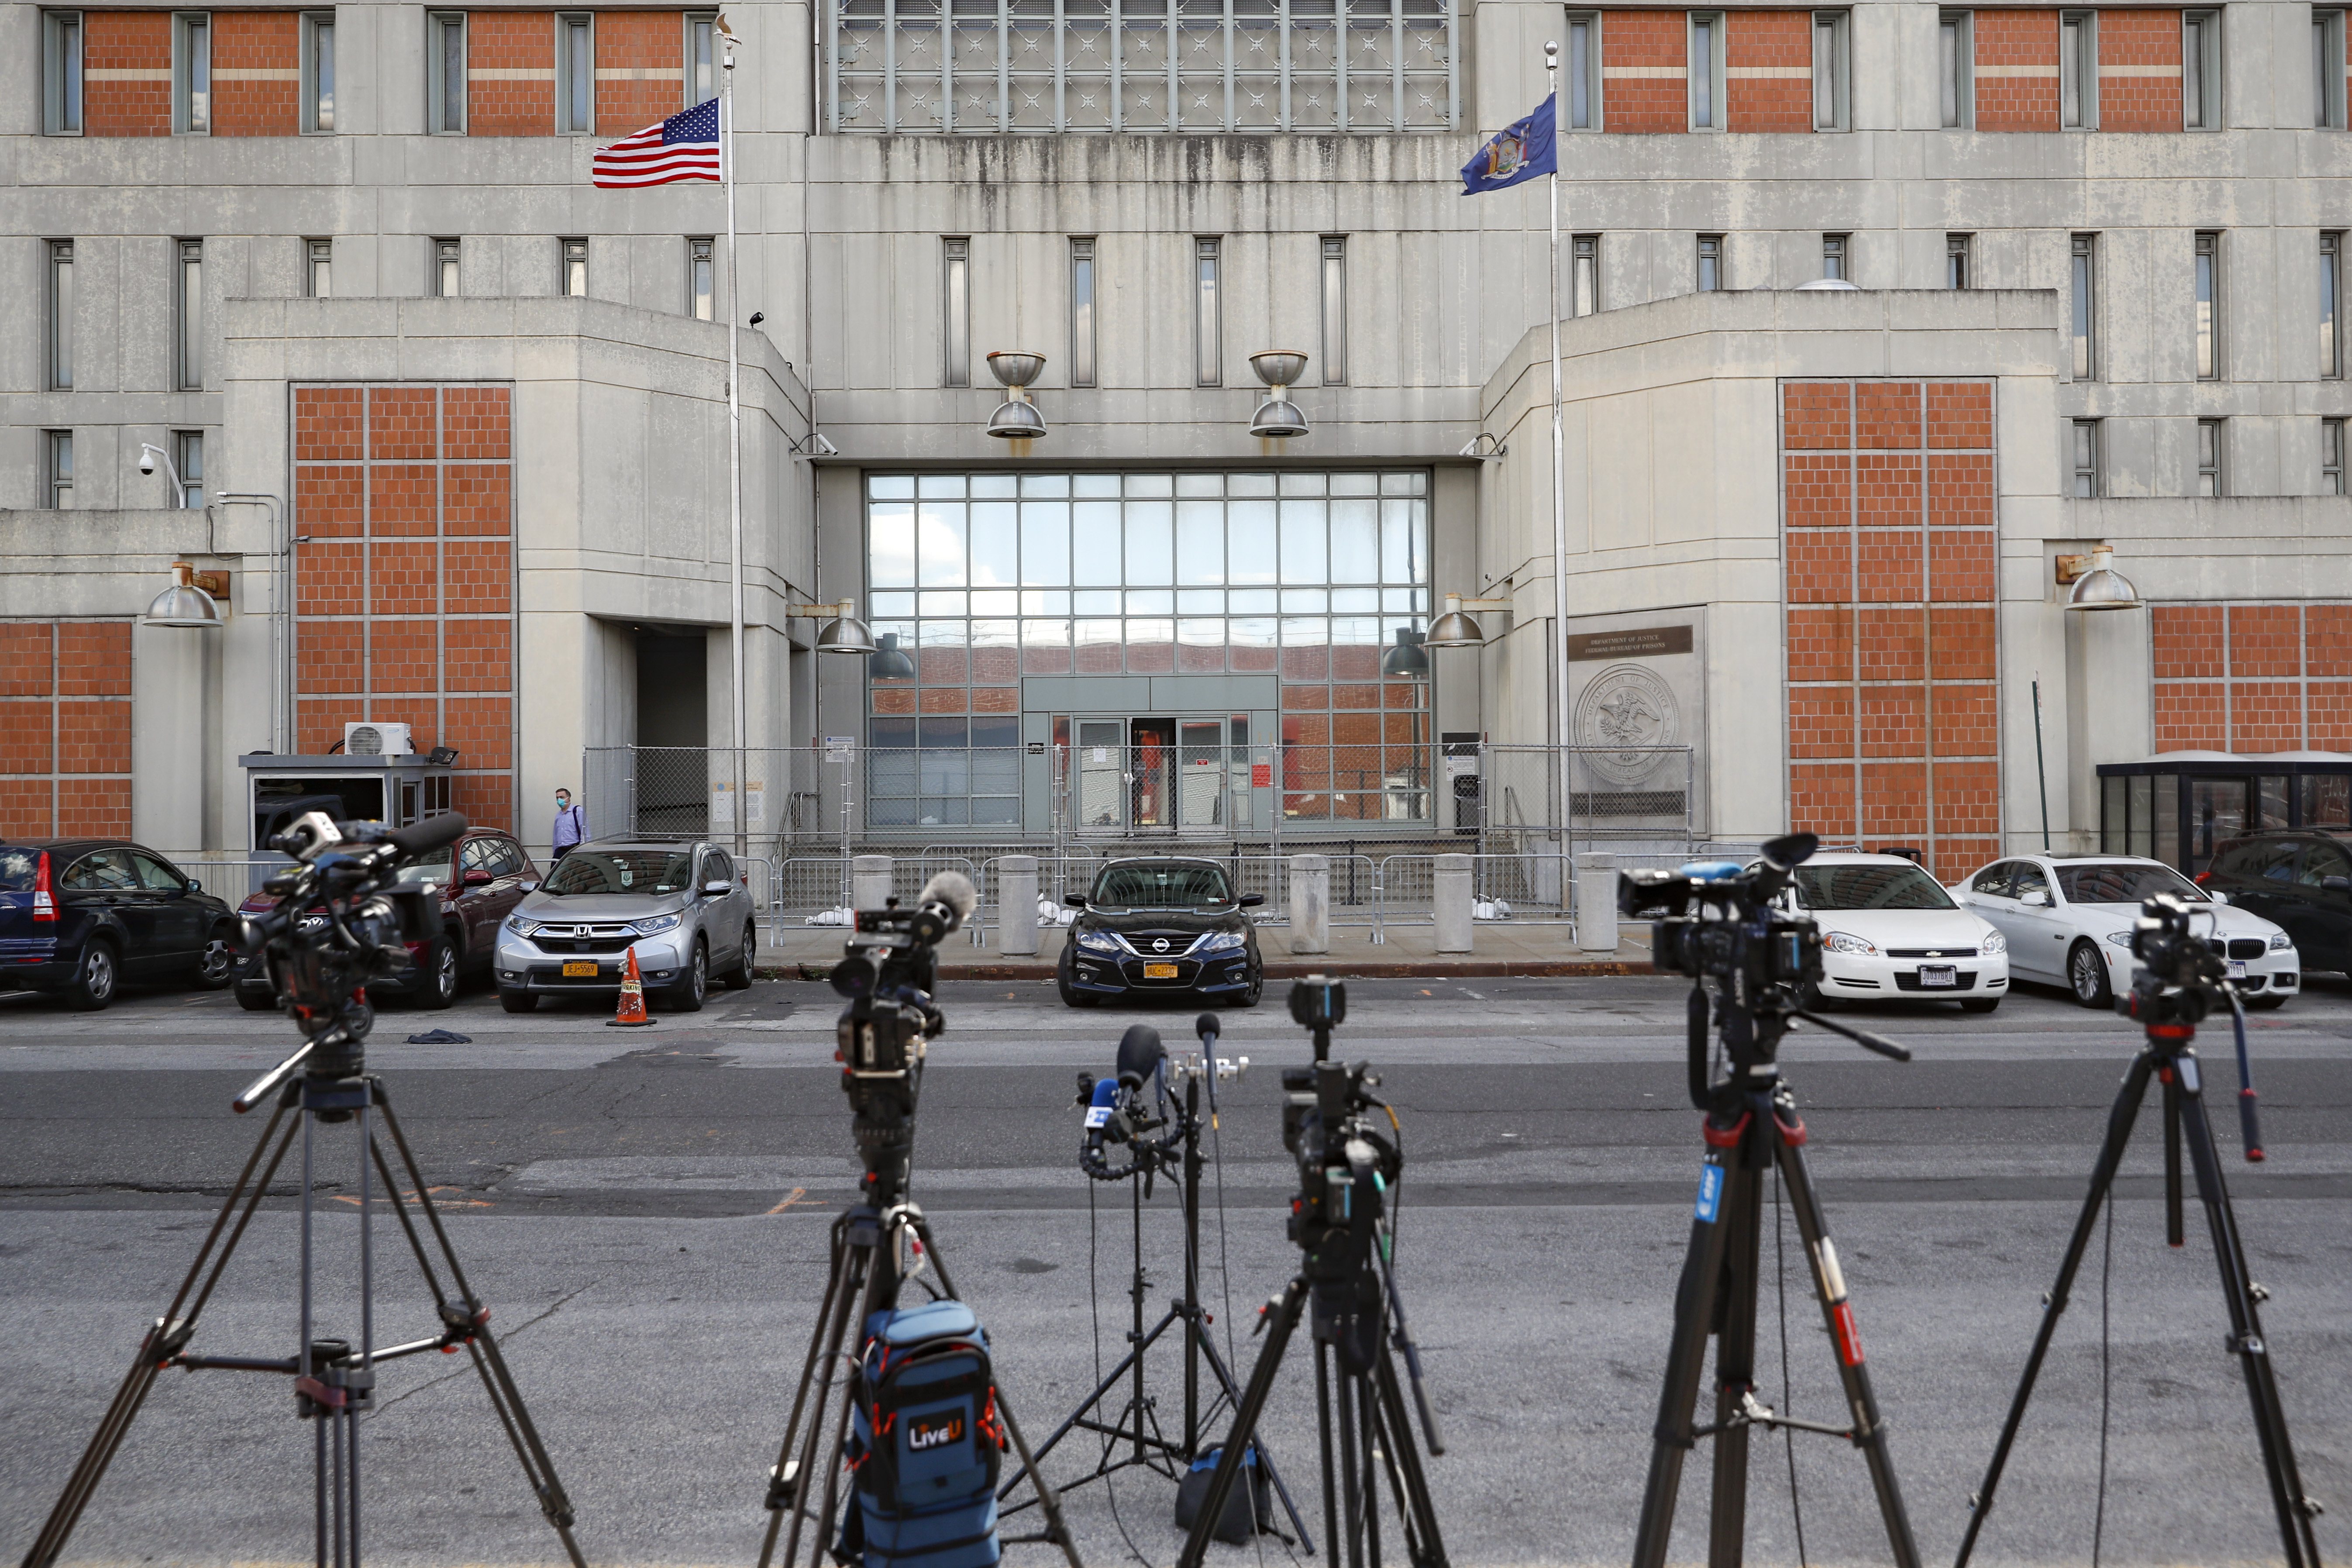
[306, 238, 332, 297]
[1946, 232, 1971, 289]
[688, 13, 718, 104]
[2060, 12, 2095, 128]
[2197, 418, 2224, 496]
[2071, 420, 2100, 498]
[561, 238, 589, 297]
[1565, 13, 1599, 130]
[48, 240, 73, 391]
[2071, 234, 2096, 379]
[942, 238, 970, 387]
[45, 11, 84, 135]
[1069, 238, 1097, 387]
[304, 12, 335, 131]
[1195, 238, 1222, 386]
[433, 237, 461, 297]
[1813, 12, 1848, 131]
[1939, 11, 1970, 128]
[2318, 11, 2346, 128]
[2324, 233, 2344, 378]
[431, 13, 467, 133]
[2195, 231, 2220, 379]
[174, 431, 204, 509]
[176, 12, 210, 134]
[689, 238, 715, 320]
[47, 432, 73, 510]
[1689, 14, 1720, 129]
[177, 239, 203, 390]
[559, 14, 595, 132]
[1822, 234, 1847, 281]
[1696, 235, 1722, 292]
[1320, 237, 1347, 386]
[2183, 11, 2219, 128]
[1572, 234, 1599, 315]
[2325, 419, 2347, 494]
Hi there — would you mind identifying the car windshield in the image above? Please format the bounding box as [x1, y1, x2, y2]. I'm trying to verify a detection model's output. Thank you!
[544, 848, 694, 896]
[1092, 864, 1235, 909]
[391, 845, 455, 887]
[2056, 862, 2209, 904]
[1794, 864, 1956, 911]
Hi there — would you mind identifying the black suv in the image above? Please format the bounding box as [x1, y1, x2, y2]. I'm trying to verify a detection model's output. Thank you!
[2200, 831, 2352, 975]
[1057, 858, 1265, 1008]
[0, 840, 241, 1010]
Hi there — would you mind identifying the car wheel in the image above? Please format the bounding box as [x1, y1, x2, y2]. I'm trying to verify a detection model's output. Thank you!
[2068, 941, 2113, 1009]
[665, 941, 707, 1013]
[194, 926, 239, 990]
[1057, 961, 1096, 1008]
[721, 921, 757, 990]
[417, 937, 460, 1010]
[65, 940, 119, 1011]
[1235, 966, 1263, 1008]
[1959, 996, 2002, 1014]
[499, 987, 538, 1014]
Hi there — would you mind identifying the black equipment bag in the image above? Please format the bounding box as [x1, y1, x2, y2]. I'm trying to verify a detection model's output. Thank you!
[1174, 1446, 1272, 1544]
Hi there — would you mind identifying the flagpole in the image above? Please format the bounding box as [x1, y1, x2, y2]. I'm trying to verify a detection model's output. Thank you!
[1545, 41, 1571, 893]
[722, 37, 748, 859]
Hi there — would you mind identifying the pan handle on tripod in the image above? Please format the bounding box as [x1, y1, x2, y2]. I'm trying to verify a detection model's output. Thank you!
[1788, 1008, 1913, 1062]
[1376, 1242, 1444, 1456]
[233, 1040, 317, 1113]
[2225, 989, 2264, 1162]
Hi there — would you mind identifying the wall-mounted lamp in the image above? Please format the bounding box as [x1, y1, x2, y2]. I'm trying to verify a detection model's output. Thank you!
[866, 630, 916, 679]
[1426, 593, 1511, 648]
[985, 351, 1048, 441]
[141, 561, 225, 629]
[2058, 542, 2142, 611]
[1379, 627, 1430, 679]
[788, 598, 880, 654]
[1457, 434, 1508, 461]
[1247, 351, 1310, 439]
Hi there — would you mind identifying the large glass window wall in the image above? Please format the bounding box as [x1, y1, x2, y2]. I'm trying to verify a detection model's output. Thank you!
[863, 470, 1431, 828]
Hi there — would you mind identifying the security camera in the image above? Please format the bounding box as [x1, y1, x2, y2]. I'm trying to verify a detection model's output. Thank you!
[813, 433, 839, 457]
[748, 310, 766, 328]
[139, 449, 158, 476]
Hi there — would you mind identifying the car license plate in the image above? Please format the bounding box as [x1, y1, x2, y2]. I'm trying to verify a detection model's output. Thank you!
[1920, 965, 1957, 988]
[2227, 959, 2248, 979]
[1143, 962, 1179, 980]
[562, 960, 599, 978]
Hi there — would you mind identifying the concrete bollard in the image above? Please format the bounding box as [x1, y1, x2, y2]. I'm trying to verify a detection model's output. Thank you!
[1288, 853, 1331, 954]
[1433, 853, 1474, 953]
[851, 854, 893, 912]
[1576, 852, 1619, 953]
[998, 855, 1040, 956]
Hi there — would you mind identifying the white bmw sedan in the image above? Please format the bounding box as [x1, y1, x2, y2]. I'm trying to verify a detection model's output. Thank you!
[1949, 855, 2300, 1010]
[1769, 851, 2011, 1013]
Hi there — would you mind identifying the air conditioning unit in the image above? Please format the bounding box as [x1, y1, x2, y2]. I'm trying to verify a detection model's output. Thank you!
[344, 722, 415, 757]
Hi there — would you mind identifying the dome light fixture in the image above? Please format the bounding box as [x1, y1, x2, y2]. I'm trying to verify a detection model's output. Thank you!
[1379, 627, 1431, 679]
[814, 599, 879, 654]
[1424, 593, 1488, 648]
[985, 351, 1048, 442]
[867, 630, 916, 679]
[1247, 350, 1310, 440]
[2062, 542, 2142, 612]
[141, 561, 224, 629]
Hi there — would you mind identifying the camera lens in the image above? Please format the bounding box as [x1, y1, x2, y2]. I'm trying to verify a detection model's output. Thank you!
[829, 951, 884, 999]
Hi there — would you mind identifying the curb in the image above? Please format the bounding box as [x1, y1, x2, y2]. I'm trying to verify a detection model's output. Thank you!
[758, 960, 1655, 983]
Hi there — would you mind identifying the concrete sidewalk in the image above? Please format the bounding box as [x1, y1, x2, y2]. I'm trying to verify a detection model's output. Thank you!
[758, 917, 1656, 979]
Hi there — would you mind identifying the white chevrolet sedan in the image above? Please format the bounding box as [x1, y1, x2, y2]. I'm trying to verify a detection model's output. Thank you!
[1768, 851, 2011, 1013]
[1949, 855, 2300, 1010]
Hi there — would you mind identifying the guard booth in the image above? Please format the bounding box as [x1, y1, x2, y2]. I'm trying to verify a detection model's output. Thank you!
[238, 753, 458, 850]
[2097, 752, 2352, 876]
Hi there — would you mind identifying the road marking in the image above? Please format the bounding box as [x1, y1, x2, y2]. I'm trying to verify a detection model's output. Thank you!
[764, 1185, 813, 1214]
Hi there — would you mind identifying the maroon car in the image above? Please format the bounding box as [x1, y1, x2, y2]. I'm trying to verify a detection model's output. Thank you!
[233, 825, 539, 1011]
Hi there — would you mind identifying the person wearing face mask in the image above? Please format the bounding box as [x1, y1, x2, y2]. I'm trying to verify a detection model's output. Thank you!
[551, 788, 589, 860]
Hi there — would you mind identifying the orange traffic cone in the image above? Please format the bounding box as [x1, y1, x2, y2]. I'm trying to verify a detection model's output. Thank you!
[607, 948, 657, 1028]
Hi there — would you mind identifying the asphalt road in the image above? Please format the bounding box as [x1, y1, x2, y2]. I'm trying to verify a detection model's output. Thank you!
[2, 968, 2348, 1568]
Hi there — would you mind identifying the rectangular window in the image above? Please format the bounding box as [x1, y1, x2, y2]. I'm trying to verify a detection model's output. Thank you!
[2195, 231, 2220, 379]
[942, 238, 970, 388]
[2325, 418, 2346, 494]
[45, 11, 83, 135]
[1813, 11, 1849, 130]
[2318, 10, 2346, 128]
[2183, 10, 2219, 128]
[687, 12, 718, 104]
[2325, 233, 2343, 378]
[1939, 11, 1972, 128]
[48, 240, 72, 391]
[2071, 234, 2096, 379]
[47, 432, 73, 510]
[1565, 13, 1601, 130]
[306, 238, 332, 298]
[689, 237, 715, 320]
[176, 12, 210, 134]
[174, 430, 204, 509]
[2060, 11, 2096, 128]
[558, 14, 595, 133]
[1822, 234, 1847, 281]
[1946, 232, 1971, 289]
[176, 239, 203, 390]
[429, 13, 466, 132]
[303, 11, 335, 131]
[1573, 234, 1599, 316]
[1069, 238, 1096, 387]
[561, 237, 589, 297]
[1320, 237, 1346, 386]
[1696, 234, 1722, 293]
[2071, 419, 2100, 498]
[1688, 13, 1723, 130]
[1195, 238, 1222, 386]
[433, 237, 461, 297]
[2197, 418, 2225, 496]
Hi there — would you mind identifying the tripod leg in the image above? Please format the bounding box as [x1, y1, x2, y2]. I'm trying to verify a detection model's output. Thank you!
[765, 1234, 871, 1568]
[996, 1306, 1185, 1504]
[1358, 1381, 1381, 1568]
[1318, 1339, 1341, 1568]
[1196, 1322, 1316, 1551]
[20, 1104, 298, 1568]
[1954, 1048, 2157, 1568]
[1335, 1359, 1365, 1568]
[1176, 1276, 1310, 1568]
[763, 1215, 853, 1518]
[1631, 1134, 1741, 1568]
[1371, 1344, 1449, 1568]
[2164, 1066, 2185, 1248]
[1707, 1157, 1761, 1568]
[2175, 1063, 2325, 1568]
[1774, 1126, 1920, 1568]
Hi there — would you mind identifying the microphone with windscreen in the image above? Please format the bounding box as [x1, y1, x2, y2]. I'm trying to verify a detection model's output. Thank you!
[1080, 1024, 1170, 1180]
[908, 869, 977, 945]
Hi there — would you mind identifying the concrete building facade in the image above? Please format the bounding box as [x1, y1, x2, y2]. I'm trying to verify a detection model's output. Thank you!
[4, 0, 2348, 871]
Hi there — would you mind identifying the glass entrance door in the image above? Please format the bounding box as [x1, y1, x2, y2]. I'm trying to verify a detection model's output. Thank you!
[1068, 716, 1248, 836]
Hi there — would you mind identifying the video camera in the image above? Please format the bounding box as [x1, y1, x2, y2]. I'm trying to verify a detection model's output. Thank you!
[2118, 892, 2229, 1024]
[826, 871, 976, 1195]
[1618, 832, 1824, 994]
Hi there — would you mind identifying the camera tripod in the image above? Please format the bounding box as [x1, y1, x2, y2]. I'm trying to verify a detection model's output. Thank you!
[1000, 1022, 1312, 1548]
[20, 1047, 585, 1568]
[1953, 986, 2325, 1568]
[1631, 985, 1922, 1568]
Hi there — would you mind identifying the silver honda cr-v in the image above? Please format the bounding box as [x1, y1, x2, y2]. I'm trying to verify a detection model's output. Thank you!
[494, 840, 757, 1013]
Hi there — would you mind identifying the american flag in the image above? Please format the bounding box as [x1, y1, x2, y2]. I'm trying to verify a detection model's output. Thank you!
[593, 98, 721, 188]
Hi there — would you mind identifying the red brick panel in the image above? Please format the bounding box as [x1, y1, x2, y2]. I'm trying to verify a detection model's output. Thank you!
[2228, 604, 2301, 679]
[451, 775, 513, 836]
[2230, 682, 2305, 751]
[443, 697, 514, 769]
[1975, 10, 2059, 132]
[1934, 684, 2001, 755]
[0, 707, 53, 774]
[296, 541, 365, 615]
[1855, 383, 1922, 449]
[296, 700, 348, 753]
[2151, 605, 2225, 679]
[1926, 382, 1994, 449]
[596, 11, 688, 134]
[300, 620, 365, 693]
[443, 465, 513, 534]
[444, 541, 513, 613]
[368, 543, 439, 618]
[443, 387, 512, 459]
[2313, 684, 2352, 747]
[58, 782, 132, 838]
[0, 781, 54, 837]
[2154, 683, 2227, 750]
[1788, 688, 1853, 759]
[1786, 529, 1852, 603]
[916, 689, 967, 713]
[2095, 10, 2183, 132]
[1855, 454, 1922, 531]
[212, 11, 300, 136]
[444, 620, 512, 691]
[1787, 607, 1853, 682]
[368, 697, 443, 749]
[297, 467, 366, 536]
[1860, 762, 1929, 837]
[1858, 607, 1926, 682]
[58, 701, 132, 775]
[1936, 837, 2001, 882]
[2309, 606, 2352, 677]
[1790, 763, 1858, 837]
[368, 388, 440, 461]
[1856, 528, 1923, 603]
[57, 622, 131, 696]
[1784, 454, 1850, 527]
[468, 12, 557, 136]
[1929, 530, 1997, 601]
[1928, 454, 1995, 528]
[1932, 761, 2003, 833]
[1726, 11, 1810, 133]
[296, 387, 365, 461]
[371, 623, 441, 696]
[1929, 606, 1998, 679]
[1859, 686, 1928, 758]
[368, 466, 441, 533]
[84, 12, 173, 137]
[1783, 383, 1850, 449]
[0, 625, 52, 697]
[1602, 11, 1688, 133]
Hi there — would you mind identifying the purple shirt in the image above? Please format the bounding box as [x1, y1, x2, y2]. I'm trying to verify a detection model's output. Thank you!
[553, 803, 589, 850]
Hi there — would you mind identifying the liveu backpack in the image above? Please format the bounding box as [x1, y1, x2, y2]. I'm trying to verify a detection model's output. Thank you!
[841, 1299, 1006, 1568]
